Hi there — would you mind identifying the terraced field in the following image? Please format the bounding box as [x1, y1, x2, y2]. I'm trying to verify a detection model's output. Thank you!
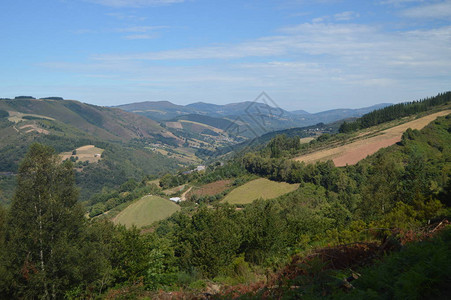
[222, 178, 299, 204]
[113, 195, 180, 228]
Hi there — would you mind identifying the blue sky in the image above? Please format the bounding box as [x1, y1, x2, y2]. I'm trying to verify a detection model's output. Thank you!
[1, 0, 450, 112]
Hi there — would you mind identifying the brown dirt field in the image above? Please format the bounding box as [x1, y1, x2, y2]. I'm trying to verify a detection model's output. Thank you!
[60, 145, 104, 163]
[187, 180, 233, 198]
[294, 110, 451, 167]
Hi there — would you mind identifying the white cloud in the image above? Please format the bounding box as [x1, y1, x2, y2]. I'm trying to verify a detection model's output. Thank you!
[401, 0, 451, 18]
[86, 0, 185, 8]
[334, 11, 360, 21]
[85, 22, 451, 81]
[41, 21, 451, 110]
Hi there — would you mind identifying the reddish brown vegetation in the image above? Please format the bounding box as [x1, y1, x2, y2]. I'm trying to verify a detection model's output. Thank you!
[187, 180, 232, 198]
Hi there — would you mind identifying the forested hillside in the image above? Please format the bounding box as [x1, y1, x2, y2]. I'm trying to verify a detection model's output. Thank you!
[0, 98, 181, 204]
[339, 91, 450, 133]
[0, 107, 449, 298]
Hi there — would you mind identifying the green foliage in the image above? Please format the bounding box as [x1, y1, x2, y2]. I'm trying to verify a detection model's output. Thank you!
[174, 206, 242, 278]
[110, 226, 178, 290]
[0, 110, 8, 118]
[0, 144, 106, 299]
[340, 227, 451, 300]
[0, 103, 449, 298]
[266, 134, 301, 158]
[88, 181, 161, 217]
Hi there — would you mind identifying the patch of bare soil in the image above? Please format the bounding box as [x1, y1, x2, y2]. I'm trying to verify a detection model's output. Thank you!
[187, 179, 233, 198]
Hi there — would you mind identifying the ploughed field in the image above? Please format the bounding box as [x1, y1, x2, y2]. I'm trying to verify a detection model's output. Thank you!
[113, 195, 180, 228]
[294, 110, 451, 167]
[221, 178, 300, 204]
[187, 179, 232, 198]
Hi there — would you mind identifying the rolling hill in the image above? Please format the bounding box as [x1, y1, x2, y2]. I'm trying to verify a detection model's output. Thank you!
[0, 97, 184, 204]
[0, 97, 174, 142]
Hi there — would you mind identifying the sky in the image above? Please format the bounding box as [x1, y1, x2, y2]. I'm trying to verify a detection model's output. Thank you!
[1, 0, 450, 112]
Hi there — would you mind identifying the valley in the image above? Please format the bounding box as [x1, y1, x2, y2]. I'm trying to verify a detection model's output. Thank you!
[1, 92, 450, 299]
[2, 1, 451, 298]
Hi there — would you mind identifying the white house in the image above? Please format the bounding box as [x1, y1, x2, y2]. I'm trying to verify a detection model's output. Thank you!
[169, 197, 181, 203]
[195, 165, 206, 172]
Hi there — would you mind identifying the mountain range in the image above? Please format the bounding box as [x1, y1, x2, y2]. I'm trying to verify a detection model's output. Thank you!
[115, 100, 392, 137]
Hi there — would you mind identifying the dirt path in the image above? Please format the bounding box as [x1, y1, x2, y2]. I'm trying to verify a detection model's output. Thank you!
[180, 187, 192, 201]
[294, 110, 451, 167]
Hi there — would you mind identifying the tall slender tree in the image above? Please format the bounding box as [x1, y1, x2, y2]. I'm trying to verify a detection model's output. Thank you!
[3, 143, 85, 299]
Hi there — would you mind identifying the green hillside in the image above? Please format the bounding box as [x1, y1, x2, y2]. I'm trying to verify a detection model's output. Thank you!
[0, 98, 182, 204]
[0, 98, 171, 141]
[113, 195, 180, 228]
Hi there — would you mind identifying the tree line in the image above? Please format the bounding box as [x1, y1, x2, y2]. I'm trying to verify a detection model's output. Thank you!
[339, 91, 450, 133]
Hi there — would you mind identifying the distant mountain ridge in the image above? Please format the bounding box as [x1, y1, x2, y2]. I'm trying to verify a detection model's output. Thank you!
[115, 100, 392, 135]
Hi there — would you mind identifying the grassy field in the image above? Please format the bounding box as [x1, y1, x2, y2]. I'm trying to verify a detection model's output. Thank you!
[294, 110, 451, 166]
[113, 195, 180, 228]
[222, 178, 300, 204]
[179, 120, 224, 133]
[299, 137, 315, 144]
[60, 145, 104, 163]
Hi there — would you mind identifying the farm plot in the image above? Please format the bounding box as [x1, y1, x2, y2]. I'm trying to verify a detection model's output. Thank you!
[113, 195, 180, 228]
[187, 179, 232, 198]
[222, 178, 299, 204]
[60, 145, 104, 163]
[294, 110, 451, 167]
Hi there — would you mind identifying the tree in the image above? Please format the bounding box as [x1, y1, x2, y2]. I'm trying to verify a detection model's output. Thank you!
[2, 144, 87, 299]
